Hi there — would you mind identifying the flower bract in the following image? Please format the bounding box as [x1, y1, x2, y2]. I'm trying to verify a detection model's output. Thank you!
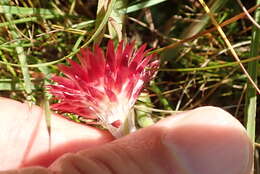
[48, 40, 159, 138]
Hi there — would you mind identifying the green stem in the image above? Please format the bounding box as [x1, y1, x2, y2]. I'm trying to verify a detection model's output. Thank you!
[150, 81, 173, 110]
[245, 2, 260, 144]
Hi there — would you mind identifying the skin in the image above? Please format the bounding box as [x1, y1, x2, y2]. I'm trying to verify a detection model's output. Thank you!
[0, 97, 253, 174]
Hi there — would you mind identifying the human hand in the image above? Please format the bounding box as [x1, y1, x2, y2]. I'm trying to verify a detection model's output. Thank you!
[0, 97, 253, 174]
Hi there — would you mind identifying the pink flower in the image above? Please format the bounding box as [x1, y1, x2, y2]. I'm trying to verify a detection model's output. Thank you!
[48, 40, 159, 138]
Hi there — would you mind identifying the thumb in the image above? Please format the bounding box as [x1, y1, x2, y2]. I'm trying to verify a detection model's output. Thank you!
[49, 106, 253, 174]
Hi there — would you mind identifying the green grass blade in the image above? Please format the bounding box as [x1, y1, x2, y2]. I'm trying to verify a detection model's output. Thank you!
[0, 79, 22, 90]
[245, 1, 260, 143]
[0, 50, 16, 76]
[15, 46, 33, 100]
[82, 0, 116, 47]
[162, 0, 228, 60]
[108, 0, 128, 41]
[150, 81, 173, 110]
[0, 5, 60, 16]
[125, 0, 168, 13]
[136, 93, 155, 128]
[0, 15, 56, 28]
[181, 0, 228, 38]
[0, 0, 167, 28]
[159, 56, 260, 72]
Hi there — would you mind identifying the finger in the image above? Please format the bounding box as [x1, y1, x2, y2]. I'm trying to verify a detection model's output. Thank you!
[0, 97, 113, 170]
[49, 106, 253, 174]
[0, 167, 51, 174]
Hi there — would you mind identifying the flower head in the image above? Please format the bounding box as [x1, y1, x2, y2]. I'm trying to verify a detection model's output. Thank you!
[48, 40, 159, 138]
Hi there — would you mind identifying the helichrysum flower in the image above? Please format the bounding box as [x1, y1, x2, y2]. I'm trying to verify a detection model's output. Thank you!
[48, 40, 159, 138]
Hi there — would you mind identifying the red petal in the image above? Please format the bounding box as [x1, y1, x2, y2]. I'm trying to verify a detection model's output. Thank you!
[58, 64, 75, 79]
[93, 45, 105, 78]
[78, 48, 90, 69]
[115, 41, 124, 70]
[121, 41, 135, 67]
[67, 59, 88, 81]
[105, 88, 117, 102]
[111, 120, 121, 128]
[51, 76, 76, 89]
[51, 103, 98, 119]
[106, 40, 116, 72]
[130, 43, 147, 64]
[136, 54, 155, 73]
